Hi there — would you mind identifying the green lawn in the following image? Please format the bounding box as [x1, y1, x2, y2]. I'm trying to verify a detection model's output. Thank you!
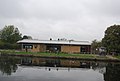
[114, 55, 120, 59]
[0, 50, 118, 60]
[15, 51, 95, 58]
[13, 51, 110, 59]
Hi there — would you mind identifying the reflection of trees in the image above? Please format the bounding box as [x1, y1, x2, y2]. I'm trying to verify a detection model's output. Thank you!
[92, 62, 107, 74]
[104, 63, 120, 81]
[0, 56, 20, 75]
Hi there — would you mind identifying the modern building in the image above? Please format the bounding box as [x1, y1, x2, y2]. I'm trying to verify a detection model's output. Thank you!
[17, 39, 91, 54]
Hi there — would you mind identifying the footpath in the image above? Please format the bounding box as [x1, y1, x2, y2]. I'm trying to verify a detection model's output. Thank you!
[106, 55, 117, 60]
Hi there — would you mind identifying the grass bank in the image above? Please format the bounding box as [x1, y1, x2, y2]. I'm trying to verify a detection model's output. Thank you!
[114, 55, 120, 59]
[0, 50, 120, 61]
[0, 50, 95, 59]
[16, 52, 96, 58]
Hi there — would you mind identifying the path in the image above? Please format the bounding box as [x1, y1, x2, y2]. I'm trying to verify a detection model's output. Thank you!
[106, 55, 118, 59]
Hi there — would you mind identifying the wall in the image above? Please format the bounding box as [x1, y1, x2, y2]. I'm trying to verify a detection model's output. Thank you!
[32, 44, 46, 52]
[39, 44, 46, 52]
[21, 43, 91, 54]
[22, 44, 46, 52]
[32, 44, 40, 52]
[61, 45, 80, 53]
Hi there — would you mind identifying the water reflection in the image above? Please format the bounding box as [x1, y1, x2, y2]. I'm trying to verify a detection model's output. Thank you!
[0, 56, 106, 74]
[0, 56, 120, 81]
[0, 56, 20, 75]
[20, 57, 106, 70]
[104, 63, 120, 81]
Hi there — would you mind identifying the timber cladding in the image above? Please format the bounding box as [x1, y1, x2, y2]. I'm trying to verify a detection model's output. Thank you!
[32, 44, 40, 52]
[31, 44, 46, 52]
[18, 39, 91, 53]
[39, 44, 46, 52]
[28, 44, 46, 52]
[61, 45, 80, 53]
[21, 44, 90, 53]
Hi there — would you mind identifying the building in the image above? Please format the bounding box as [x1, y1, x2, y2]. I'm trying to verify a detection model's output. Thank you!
[17, 39, 91, 54]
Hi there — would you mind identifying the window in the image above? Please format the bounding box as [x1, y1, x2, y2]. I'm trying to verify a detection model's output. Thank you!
[23, 44, 33, 49]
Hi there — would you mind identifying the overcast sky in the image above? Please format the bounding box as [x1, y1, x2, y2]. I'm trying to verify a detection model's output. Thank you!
[0, 0, 120, 41]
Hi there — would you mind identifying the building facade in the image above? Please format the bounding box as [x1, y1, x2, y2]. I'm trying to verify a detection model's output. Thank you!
[17, 39, 91, 54]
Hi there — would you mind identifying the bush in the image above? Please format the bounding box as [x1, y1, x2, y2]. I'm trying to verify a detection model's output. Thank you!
[0, 42, 20, 49]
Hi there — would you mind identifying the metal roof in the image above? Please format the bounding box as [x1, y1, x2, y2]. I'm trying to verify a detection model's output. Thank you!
[17, 39, 91, 45]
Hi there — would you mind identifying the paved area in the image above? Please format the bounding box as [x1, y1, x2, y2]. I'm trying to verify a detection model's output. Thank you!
[106, 55, 117, 59]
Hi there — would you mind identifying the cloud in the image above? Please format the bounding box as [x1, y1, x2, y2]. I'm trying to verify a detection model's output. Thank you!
[0, 0, 120, 41]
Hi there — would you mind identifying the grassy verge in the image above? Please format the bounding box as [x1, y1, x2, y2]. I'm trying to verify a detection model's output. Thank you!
[114, 55, 120, 59]
[15, 51, 95, 58]
[0, 50, 119, 60]
[0, 50, 108, 59]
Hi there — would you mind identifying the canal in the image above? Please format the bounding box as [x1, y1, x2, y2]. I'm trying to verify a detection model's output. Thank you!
[0, 56, 120, 81]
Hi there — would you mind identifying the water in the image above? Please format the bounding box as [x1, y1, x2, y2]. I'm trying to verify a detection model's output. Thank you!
[0, 56, 120, 81]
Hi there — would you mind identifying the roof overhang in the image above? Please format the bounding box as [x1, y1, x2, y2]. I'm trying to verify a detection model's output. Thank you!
[17, 39, 91, 46]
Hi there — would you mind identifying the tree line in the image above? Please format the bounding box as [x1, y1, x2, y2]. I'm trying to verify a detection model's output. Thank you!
[91, 24, 120, 55]
[0, 25, 32, 49]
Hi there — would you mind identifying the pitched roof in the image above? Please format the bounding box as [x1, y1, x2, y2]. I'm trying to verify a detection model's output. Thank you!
[17, 39, 91, 45]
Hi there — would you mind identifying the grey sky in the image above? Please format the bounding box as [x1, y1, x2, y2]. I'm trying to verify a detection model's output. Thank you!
[0, 0, 120, 41]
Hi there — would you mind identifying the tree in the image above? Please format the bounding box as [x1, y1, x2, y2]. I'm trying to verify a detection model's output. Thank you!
[22, 35, 32, 39]
[0, 25, 22, 44]
[102, 24, 120, 54]
[91, 39, 102, 54]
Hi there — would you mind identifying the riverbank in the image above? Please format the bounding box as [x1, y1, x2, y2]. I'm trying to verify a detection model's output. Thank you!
[0, 50, 120, 62]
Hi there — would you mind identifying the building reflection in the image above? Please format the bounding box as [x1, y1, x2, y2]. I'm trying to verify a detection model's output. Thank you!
[20, 57, 106, 72]
[1, 56, 120, 81]
[1, 55, 120, 81]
